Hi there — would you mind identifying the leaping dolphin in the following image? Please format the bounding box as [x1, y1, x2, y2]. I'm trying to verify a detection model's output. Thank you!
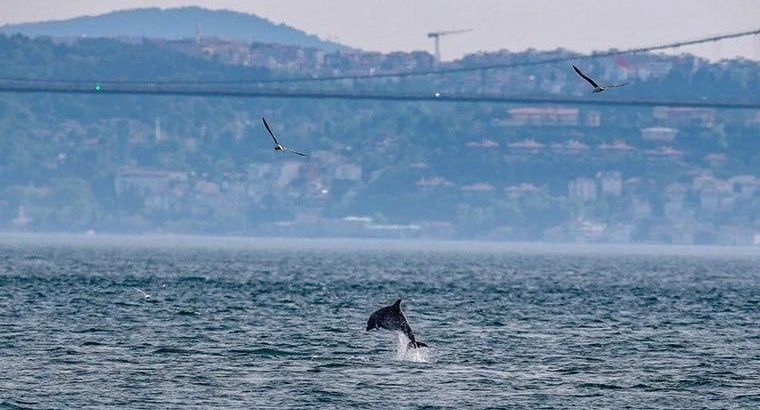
[366, 299, 428, 349]
[572, 65, 630, 93]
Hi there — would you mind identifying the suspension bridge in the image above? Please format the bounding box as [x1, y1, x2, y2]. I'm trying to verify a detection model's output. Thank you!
[0, 28, 758, 109]
[1, 80, 759, 110]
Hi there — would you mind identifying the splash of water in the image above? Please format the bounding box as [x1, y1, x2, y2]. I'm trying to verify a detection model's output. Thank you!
[393, 333, 432, 363]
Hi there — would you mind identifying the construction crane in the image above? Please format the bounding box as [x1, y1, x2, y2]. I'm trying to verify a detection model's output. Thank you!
[427, 29, 473, 66]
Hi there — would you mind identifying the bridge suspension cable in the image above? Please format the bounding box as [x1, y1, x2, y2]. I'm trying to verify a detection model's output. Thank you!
[0, 81, 757, 110]
[247, 27, 760, 84]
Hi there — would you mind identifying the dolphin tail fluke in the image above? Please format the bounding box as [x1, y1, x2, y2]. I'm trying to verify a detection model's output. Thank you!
[408, 341, 428, 349]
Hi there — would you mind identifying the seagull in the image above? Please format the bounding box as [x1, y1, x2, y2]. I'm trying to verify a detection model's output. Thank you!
[261, 117, 307, 157]
[134, 288, 151, 299]
[573, 65, 630, 93]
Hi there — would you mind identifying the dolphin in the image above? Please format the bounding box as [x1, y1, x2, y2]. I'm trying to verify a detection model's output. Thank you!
[366, 299, 428, 349]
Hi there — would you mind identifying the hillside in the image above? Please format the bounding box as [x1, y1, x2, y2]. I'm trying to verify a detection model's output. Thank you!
[0, 7, 347, 52]
[0, 35, 758, 244]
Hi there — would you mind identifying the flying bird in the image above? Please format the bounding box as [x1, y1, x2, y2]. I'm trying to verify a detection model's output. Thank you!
[366, 299, 428, 349]
[572, 65, 630, 93]
[261, 117, 307, 157]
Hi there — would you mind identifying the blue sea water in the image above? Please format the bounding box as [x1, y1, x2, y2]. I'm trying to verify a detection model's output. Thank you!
[0, 236, 758, 409]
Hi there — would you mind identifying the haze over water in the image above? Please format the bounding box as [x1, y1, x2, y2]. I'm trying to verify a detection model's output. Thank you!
[1, 236, 758, 408]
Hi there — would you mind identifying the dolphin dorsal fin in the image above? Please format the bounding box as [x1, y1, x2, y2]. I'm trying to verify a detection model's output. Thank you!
[394, 299, 402, 307]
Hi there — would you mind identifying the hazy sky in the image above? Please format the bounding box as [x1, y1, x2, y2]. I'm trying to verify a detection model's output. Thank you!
[2, 0, 759, 61]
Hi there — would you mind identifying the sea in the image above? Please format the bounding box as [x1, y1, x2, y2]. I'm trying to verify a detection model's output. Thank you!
[0, 235, 758, 409]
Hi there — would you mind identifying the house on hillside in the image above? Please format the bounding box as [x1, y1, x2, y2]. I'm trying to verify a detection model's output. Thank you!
[506, 107, 579, 126]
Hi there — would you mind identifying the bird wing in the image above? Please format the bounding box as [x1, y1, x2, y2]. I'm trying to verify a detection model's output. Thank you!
[573, 65, 599, 88]
[285, 148, 307, 157]
[261, 117, 280, 145]
[603, 80, 631, 89]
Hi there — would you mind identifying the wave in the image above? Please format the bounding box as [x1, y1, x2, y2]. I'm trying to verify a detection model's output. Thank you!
[394, 333, 433, 363]
[577, 382, 625, 390]
[229, 347, 296, 358]
[0, 400, 36, 410]
[71, 327, 111, 334]
[152, 347, 204, 355]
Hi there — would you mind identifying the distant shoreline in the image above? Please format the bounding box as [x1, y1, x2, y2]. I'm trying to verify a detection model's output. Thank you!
[1, 231, 758, 256]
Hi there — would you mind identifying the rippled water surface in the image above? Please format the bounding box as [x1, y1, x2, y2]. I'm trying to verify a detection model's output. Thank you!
[1, 236, 759, 409]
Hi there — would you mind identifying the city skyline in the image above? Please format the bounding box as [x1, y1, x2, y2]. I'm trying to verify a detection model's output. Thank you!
[1, 32, 758, 245]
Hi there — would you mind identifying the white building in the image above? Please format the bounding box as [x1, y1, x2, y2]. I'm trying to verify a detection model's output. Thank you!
[334, 164, 362, 181]
[115, 166, 188, 196]
[507, 107, 579, 126]
[641, 127, 678, 142]
[568, 178, 597, 202]
[596, 171, 622, 196]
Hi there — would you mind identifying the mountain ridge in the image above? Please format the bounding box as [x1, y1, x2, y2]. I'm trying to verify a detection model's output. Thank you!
[0, 7, 348, 52]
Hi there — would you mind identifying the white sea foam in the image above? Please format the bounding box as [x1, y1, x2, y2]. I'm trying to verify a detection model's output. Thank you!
[393, 333, 432, 363]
